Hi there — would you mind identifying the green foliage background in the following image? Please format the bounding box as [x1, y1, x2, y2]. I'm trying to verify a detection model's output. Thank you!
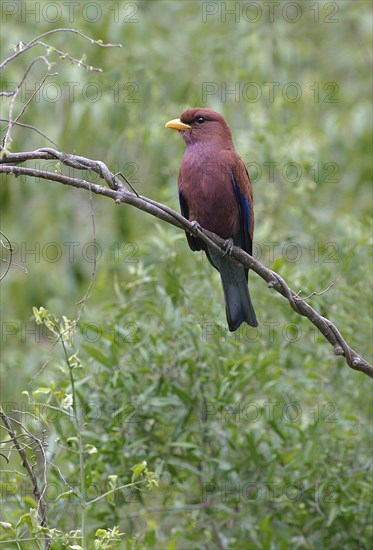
[0, 1, 372, 548]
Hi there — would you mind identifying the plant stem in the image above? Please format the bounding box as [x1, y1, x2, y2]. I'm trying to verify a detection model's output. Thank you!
[60, 336, 87, 550]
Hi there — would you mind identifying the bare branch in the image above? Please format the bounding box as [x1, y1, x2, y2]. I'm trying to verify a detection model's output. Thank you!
[0, 29, 122, 150]
[0, 119, 61, 148]
[0, 28, 121, 71]
[0, 231, 13, 282]
[0, 55, 53, 98]
[75, 186, 97, 325]
[0, 406, 49, 547]
[0, 149, 372, 378]
[2, 69, 58, 150]
[295, 282, 334, 300]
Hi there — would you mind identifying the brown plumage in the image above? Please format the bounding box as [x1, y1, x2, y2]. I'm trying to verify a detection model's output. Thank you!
[166, 108, 258, 330]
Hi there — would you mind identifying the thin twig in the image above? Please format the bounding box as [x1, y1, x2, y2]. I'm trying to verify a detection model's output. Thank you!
[295, 282, 335, 301]
[1, 56, 53, 149]
[0, 119, 61, 149]
[0, 28, 121, 71]
[75, 185, 97, 324]
[0, 407, 49, 546]
[3, 72, 58, 150]
[0, 231, 13, 282]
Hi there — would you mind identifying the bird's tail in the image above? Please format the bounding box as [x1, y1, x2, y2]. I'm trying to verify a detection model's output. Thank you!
[208, 247, 258, 331]
[220, 267, 258, 331]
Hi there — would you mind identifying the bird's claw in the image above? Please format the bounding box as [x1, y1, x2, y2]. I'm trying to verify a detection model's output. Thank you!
[222, 238, 234, 256]
[190, 220, 202, 234]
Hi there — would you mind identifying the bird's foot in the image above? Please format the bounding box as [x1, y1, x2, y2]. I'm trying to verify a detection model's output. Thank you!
[190, 220, 202, 234]
[222, 238, 234, 257]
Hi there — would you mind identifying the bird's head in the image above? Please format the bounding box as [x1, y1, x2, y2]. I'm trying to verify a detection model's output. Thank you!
[165, 108, 233, 148]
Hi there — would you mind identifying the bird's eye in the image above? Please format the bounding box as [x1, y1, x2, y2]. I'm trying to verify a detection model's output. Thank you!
[196, 116, 206, 124]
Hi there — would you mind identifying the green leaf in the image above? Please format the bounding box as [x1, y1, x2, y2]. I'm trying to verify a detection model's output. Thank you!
[95, 528, 108, 539]
[85, 444, 98, 454]
[16, 513, 32, 528]
[82, 344, 112, 367]
[33, 388, 52, 396]
[131, 461, 147, 482]
[170, 383, 195, 406]
[57, 490, 80, 501]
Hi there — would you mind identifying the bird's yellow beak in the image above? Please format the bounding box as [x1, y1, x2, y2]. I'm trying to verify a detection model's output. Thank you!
[165, 118, 191, 131]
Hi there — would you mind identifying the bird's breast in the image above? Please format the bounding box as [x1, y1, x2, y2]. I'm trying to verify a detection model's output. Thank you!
[180, 149, 240, 239]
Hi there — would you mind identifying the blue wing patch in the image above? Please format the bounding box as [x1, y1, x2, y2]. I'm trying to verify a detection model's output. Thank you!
[231, 173, 252, 256]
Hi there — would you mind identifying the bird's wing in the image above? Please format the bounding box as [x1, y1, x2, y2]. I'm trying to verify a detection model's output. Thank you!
[231, 160, 254, 258]
[178, 180, 202, 252]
